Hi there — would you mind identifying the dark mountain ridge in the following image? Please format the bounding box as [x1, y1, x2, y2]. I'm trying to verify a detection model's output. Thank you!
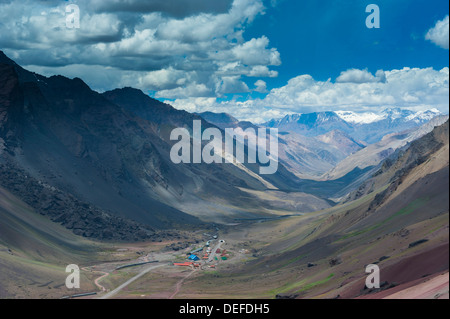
[1, 51, 204, 233]
[0, 51, 316, 240]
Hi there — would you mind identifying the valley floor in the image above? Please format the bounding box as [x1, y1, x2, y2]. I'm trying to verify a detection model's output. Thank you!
[1, 149, 449, 299]
[36, 200, 447, 300]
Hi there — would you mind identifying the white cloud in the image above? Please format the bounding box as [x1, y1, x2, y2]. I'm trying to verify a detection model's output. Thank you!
[230, 36, 281, 66]
[170, 97, 286, 124]
[0, 2, 123, 49]
[169, 67, 449, 123]
[426, 15, 449, 50]
[170, 97, 218, 113]
[336, 68, 386, 83]
[257, 67, 449, 112]
[215, 76, 250, 95]
[215, 62, 278, 78]
[248, 65, 278, 78]
[0, 0, 280, 96]
[156, 83, 211, 99]
[254, 80, 267, 93]
[137, 68, 191, 90]
[2, 1, 447, 125]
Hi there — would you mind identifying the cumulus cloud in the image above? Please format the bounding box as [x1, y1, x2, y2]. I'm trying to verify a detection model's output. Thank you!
[0, 1, 123, 49]
[170, 97, 286, 124]
[426, 15, 449, 49]
[336, 69, 386, 83]
[0, 0, 280, 97]
[254, 80, 268, 93]
[171, 67, 449, 123]
[215, 76, 250, 95]
[136, 68, 191, 90]
[259, 67, 449, 112]
[156, 83, 211, 99]
[2, 1, 447, 124]
[230, 36, 281, 66]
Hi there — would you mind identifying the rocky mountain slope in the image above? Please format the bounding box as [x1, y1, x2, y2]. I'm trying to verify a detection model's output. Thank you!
[200, 121, 449, 299]
[322, 115, 448, 181]
[1, 49, 446, 244]
[1, 51, 331, 241]
[199, 112, 366, 179]
[345, 120, 449, 204]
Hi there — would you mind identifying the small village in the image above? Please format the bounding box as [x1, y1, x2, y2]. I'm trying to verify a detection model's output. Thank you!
[173, 237, 231, 270]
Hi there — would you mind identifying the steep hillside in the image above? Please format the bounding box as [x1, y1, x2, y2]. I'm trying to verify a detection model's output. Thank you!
[345, 120, 449, 203]
[0, 185, 101, 298]
[1, 51, 328, 239]
[0, 52, 205, 230]
[288, 121, 449, 298]
[0, 161, 176, 241]
[316, 130, 365, 155]
[100, 85, 315, 212]
[322, 115, 448, 181]
[198, 111, 366, 180]
[187, 121, 449, 299]
[277, 131, 362, 179]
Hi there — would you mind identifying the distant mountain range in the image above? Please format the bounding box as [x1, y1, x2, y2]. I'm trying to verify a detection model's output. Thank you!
[198, 109, 447, 180]
[1, 51, 449, 300]
[321, 115, 449, 182]
[263, 108, 444, 144]
[197, 111, 366, 179]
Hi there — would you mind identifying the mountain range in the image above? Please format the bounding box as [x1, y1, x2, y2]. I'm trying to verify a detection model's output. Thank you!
[2, 50, 448, 240]
[263, 108, 443, 144]
[198, 109, 447, 181]
[1, 51, 334, 239]
[0, 50, 448, 299]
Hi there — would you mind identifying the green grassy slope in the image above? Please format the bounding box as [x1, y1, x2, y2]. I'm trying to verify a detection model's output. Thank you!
[0, 186, 103, 298]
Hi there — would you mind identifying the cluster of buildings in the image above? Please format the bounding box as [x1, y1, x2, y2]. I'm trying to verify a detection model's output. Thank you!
[173, 239, 229, 270]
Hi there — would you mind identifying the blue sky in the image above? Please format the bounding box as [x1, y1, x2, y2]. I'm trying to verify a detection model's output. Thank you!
[0, 0, 448, 122]
[244, 0, 449, 90]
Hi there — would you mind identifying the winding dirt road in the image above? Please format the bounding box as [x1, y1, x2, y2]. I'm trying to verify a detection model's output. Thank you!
[81, 267, 109, 292]
[169, 269, 197, 299]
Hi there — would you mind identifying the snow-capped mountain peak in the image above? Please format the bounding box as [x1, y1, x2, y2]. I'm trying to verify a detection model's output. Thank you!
[336, 108, 442, 124]
[283, 113, 302, 123]
[405, 108, 442, 123]
[380, 107, 415, 120]
[264, 108, 444, 143]
[335, 110, 383, 124]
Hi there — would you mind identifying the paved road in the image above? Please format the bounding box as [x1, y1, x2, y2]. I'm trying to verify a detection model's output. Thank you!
[99, 264, 164, 299]
[208, 240, 225, 263]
